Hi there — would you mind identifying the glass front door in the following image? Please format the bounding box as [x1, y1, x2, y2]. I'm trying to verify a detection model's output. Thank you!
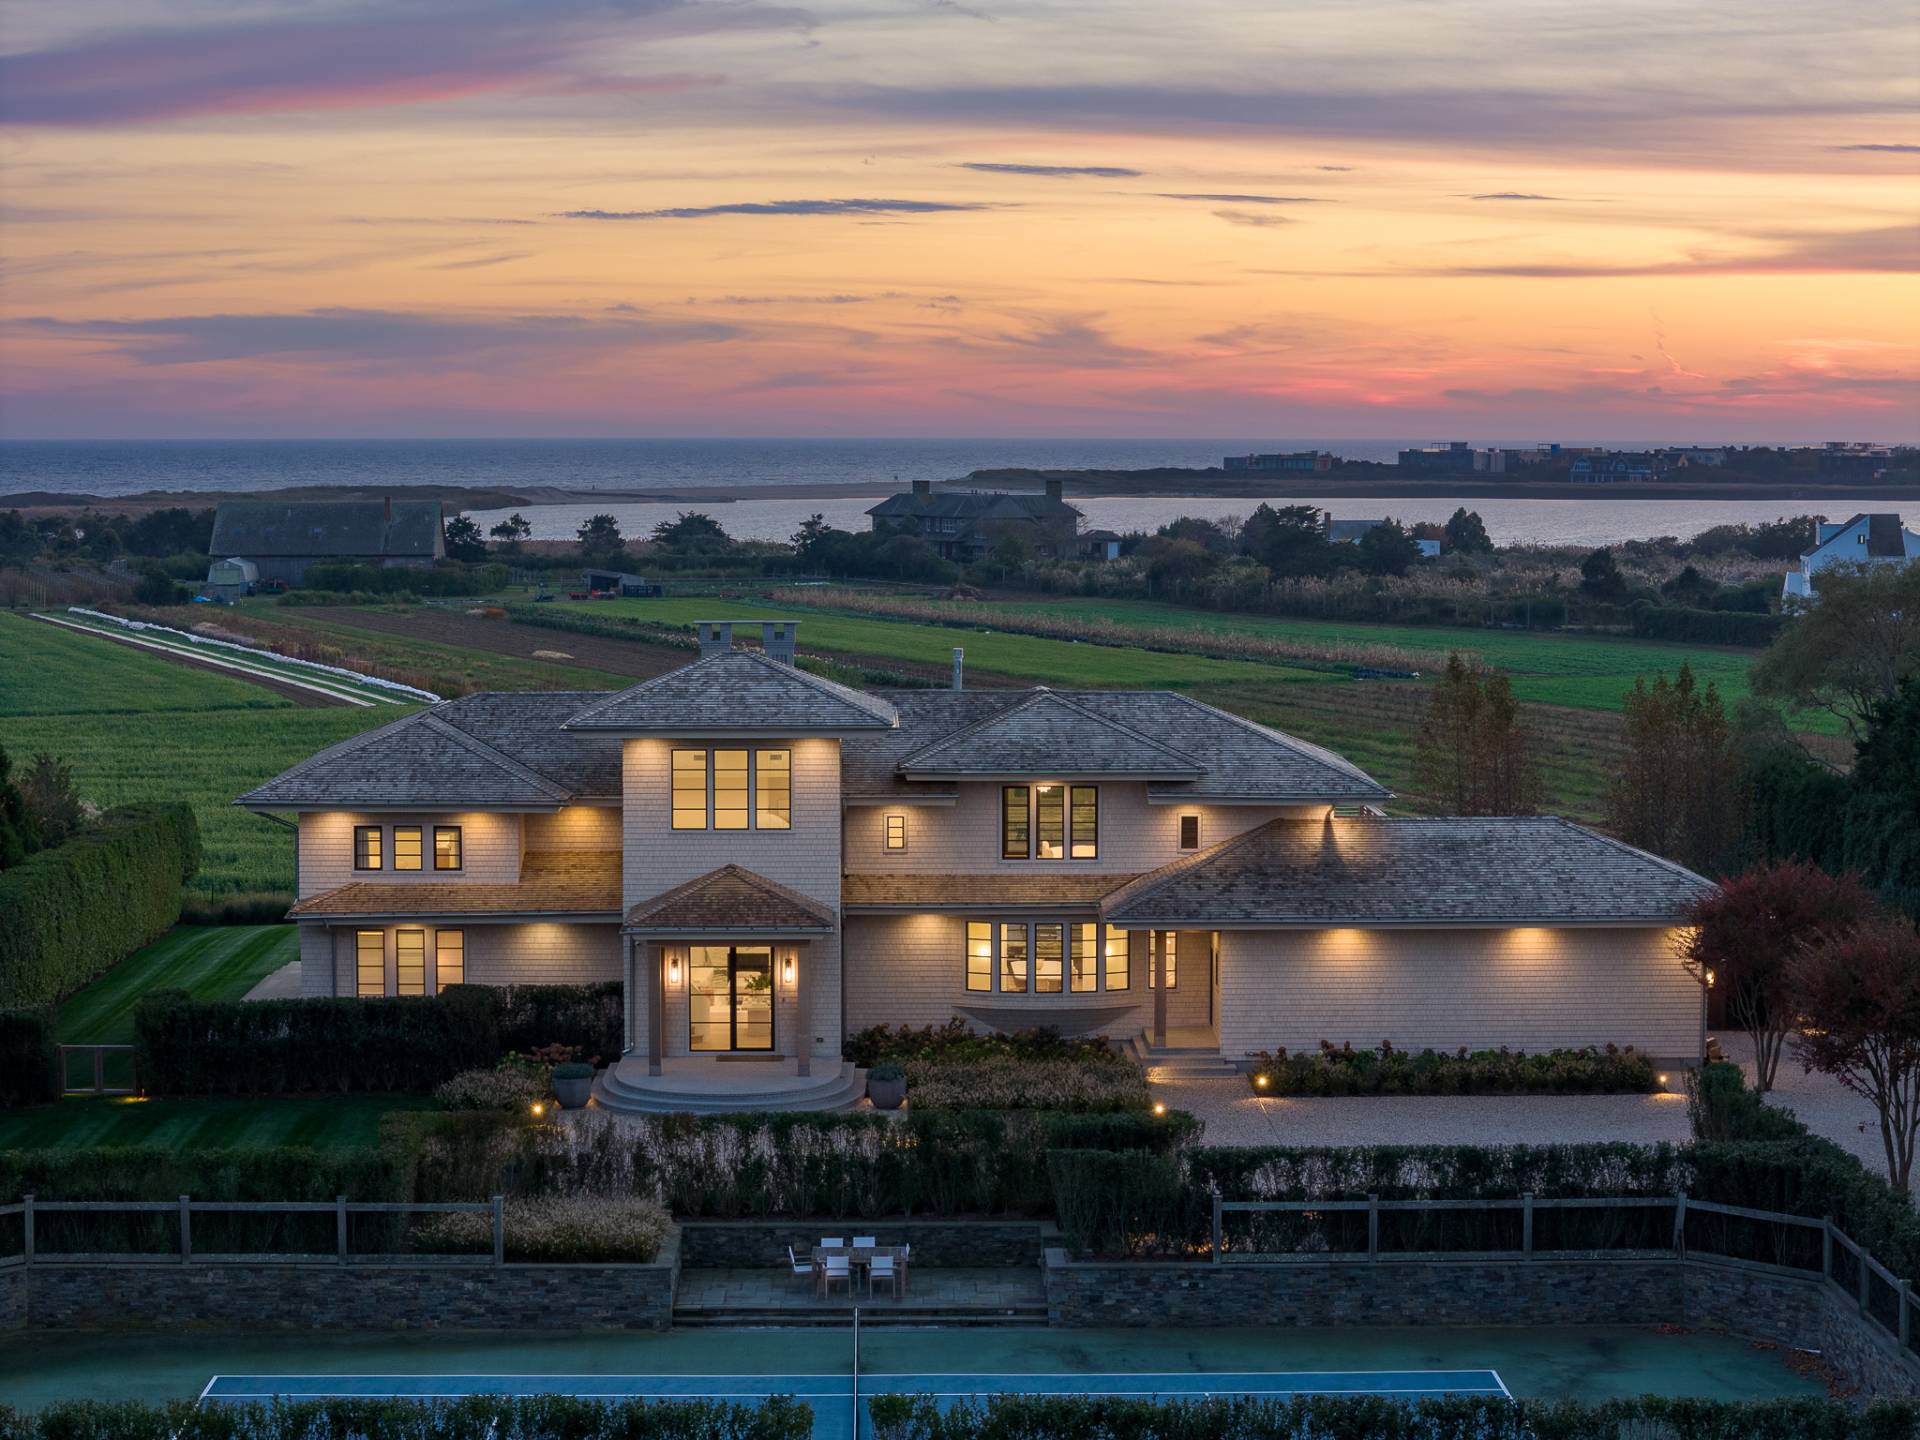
[688, 945, 775, 1052]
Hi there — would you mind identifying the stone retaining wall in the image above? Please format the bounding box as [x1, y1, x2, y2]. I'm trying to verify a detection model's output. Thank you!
[0, 1263, 22, 1329]
[678, 1218, 1044, 1269]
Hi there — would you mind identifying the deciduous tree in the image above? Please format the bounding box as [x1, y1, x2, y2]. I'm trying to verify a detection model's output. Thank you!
[442, 515, 487, 563]
[1444, 507, 1493, 554]
[1754, 560, 1920, 742]
[1607, 664, 1745, 875]
[1412, 652, 1543, 815]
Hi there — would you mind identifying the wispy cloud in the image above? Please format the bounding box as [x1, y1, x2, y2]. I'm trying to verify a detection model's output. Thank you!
[1154, 192, 1322, 204]
[958, 162, 1140, 178]
[432, 252, 533, 270]
[1830, 143, 1920, 153]
[1212, 209, 1295, 228]
[561, 198, 987, 219]
[1470, 192, 1566, 200]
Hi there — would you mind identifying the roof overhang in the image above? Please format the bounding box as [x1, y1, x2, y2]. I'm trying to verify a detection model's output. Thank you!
[843, 792, 959, 808]
[846, 900, 1106, 915]
[1101, 917, 1689, 931]
[1141, 793, 1385, 806]
[901, 768, 1205, 782]
[238, 801, 570, 815]
[563, 726, 872, 739]
[309, 910, 622, 924]
[623, 925, 833, 937]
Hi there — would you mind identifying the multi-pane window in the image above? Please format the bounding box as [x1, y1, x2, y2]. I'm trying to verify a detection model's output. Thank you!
[1104, 925, 1130, 990]
[434, 826, 462, 871]
[884, 814, 908, 852]
[755, 750, 791, 829]
[393, 826, 423, 871]
[1179, 814, 1200, 851]
[713, 749, 750, 830]
[965, 921, 992, 992]
[1034, 923, 1064, 993]
[395, 929, 426, 995]
[435, 929, 466, 990]
[1148, 932, 1178, 989]
[1001, 786, 1030, 859]
[672, 748, 791, 830]
[1035, 785, 1065, 859]
[1069, 924, 1098, 992]
[1070, 787, 1098, 859]
[353, 826, 382, 871]
[671, 749, 709, 830]
[355, 930, 384, 996]
[999, 922, 1029, 993]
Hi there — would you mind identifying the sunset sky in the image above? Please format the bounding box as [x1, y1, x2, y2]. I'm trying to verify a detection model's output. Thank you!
[2, 0, 1916, 440]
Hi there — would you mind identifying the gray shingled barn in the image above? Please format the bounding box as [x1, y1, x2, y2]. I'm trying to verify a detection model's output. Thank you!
[208, 497, 445, 586]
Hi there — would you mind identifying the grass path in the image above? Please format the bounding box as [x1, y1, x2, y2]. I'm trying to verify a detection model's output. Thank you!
[58, 926, 297, 1045]
[0, 1095, 429, 1151]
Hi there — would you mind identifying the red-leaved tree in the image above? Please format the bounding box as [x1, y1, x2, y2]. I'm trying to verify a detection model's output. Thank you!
[1678, 860, 1874, 1091]
[1790, 916, 1920, 1192]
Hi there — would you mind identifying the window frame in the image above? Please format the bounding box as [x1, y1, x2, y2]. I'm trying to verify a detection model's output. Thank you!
[965, 921, 992, 992]
[670, 748, 710, 830]
[395, 928, 426, 996]
[435, 929, 466, 991]
[352, 825, 383, 872]
[1070, 923, 1099, 993]
[1178, 814, 1200, 851]
[392, 826, 423, 872]
[1001, 785, 1031, 860]
[1070, 786, 1098, 860]
[884, 813, 908, 853]
[355, 929, 385, 997]
[1034, 922, 1064, 994]
[433, 825, 463, 872]
[1034, 784, 1066, 860]
[671, 746, 793, 831]
[999, 921, 1029, 993]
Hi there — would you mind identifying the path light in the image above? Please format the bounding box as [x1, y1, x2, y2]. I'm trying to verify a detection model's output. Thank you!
[1254, 1074, 1270, 1090]
[530, 1101, 547, 1118]
[1152, 1101, 1167, 1117]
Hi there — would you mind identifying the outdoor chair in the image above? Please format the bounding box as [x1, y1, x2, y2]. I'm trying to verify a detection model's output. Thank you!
[852, 1236, 877, 1248]
[821, 1254, 852, 1297]
[820, 1236, 846, 1249]
[786, 1245, 813, 1288]
[868, 1252, 899, 1298]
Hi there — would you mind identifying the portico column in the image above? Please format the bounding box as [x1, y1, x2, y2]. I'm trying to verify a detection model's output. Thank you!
[621, 936, 636, 1054]
[793, 944, 810, 1078]
[648, 942, 666, 1077]
[1152, 930, 1168, 1047]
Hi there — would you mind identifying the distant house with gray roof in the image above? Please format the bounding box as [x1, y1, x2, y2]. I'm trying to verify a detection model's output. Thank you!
[1782, 513, 1920, 602]
[208, 497, 445, 587]
[240, 617, 1712, 1113]
[867, 478, 1080, 562]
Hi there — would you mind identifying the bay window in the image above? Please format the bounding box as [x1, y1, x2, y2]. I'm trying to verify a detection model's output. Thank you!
[964, 920, 1148, 997]
[1035, 923, 1064, 993]
[999, 922, 1028, 993]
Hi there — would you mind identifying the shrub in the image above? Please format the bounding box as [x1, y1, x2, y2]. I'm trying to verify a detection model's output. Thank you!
[0, 1006, 57, 1108]
[1247, 1043, 1658, 1096]
[413, 1194, 671, 1263]
[176, 891, 294, 926]
[845, 1018, 1119, 1068]
[1632, 602, 1784, 647]
[0, 804, 199, 1008]
[867, 1061, 905, 1084]
[434, 1065, 553, 1112]
[905, 1056, 1150, 1112]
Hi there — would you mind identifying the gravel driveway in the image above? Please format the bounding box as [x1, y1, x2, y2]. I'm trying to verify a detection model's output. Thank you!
[1717, 1032, 1906, 1192]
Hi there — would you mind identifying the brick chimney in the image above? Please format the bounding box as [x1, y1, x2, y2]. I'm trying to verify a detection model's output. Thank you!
[697, 621, 733, 658]
[761, 621, 797, 665]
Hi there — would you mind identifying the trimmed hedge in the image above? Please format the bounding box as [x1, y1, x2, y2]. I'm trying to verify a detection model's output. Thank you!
[134, 981, 621, 1095]
[1631, 602, 1785, 647]
[0, 1397, 812, 1440]
[844, 1018, 1119, 1068]
[0, 804, 199, 1008]
[867, 1394, 1919, 1440]
[0, 1006, 58, 1108]
[1247, 1043, 1658, 1096]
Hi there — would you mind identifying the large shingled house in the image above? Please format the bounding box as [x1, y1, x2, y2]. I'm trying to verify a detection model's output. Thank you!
[867, 479, 1081, 562]
[239, 620, 1711, 1111]
[209, 497, 445, 587]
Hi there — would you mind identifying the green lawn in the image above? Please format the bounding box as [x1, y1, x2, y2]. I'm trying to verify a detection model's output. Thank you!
[59, 926, 297, 1045]
[0, 1095, 431, 1152]
[0, 613, 287, 717]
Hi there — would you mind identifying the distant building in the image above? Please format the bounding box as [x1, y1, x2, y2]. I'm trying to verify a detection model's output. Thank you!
[202, 556, 258, 601]
[1569, 452, 1680, 483]
[867, 479, 1081, 562]
[1398, 442, 1505, 474]
[581, 569, 663, 597]
[208, 497, 444, 587]
[1222, 451, 1334, 473]
[1782, 513, 1920, 601]
[1079, 529, 1123, 562]
[1327, 518, 1440, 558]
[1818, 443, 1900, 477]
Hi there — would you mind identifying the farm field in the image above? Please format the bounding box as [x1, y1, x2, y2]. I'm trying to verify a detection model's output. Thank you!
[0, 1095, 431, 1152]
[0, 612, 408, 897]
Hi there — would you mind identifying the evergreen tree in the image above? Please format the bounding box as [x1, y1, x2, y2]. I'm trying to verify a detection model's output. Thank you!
[1238, 503, 1333, 577]
[1356, 517, 1421, 576]
[0, 745, 40, 870]
[1443, 507, 1493, 554]
[1579, 546, 1629, 601]
[1412, 653, 1543, 815]
[488, 513, 533, 552]
[575, 513, 624, 561]
[442, 515, 487, 562]
[1607, 664, 1744, 874]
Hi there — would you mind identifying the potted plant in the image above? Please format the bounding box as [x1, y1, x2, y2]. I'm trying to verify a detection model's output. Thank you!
[867, 1061, 907, 1110]
[552, 1060, 595, 1110]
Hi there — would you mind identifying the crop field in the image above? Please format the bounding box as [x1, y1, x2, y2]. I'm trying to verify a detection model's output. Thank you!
[0, 613, 408, 896]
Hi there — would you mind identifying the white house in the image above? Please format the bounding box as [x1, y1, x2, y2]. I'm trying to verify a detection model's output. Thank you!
[1782, 513, 1920, 601]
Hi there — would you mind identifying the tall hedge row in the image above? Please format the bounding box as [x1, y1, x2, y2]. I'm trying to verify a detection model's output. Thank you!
[1631, 603, 1785, 647]
[0, 804, 199, 1009]
[0, 1006, 58, 1108]
[133, 981, 622, 1095]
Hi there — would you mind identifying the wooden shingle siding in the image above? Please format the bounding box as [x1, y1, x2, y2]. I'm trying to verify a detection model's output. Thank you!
[1215, 926, 1699, 1060]
[309, 921, 620, 995]
[522, 806, 622, 852]
[297, 812, 521, 896]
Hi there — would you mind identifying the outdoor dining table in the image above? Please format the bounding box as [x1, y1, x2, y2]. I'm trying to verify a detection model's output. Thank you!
[810, 1242, 909, 1296]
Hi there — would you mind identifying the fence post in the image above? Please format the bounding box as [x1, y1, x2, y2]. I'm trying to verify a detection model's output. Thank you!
[22, 1194, 33, 1264]
[179, 1195, 192, 1265]
[1367, 1194, 1379, 1262]
[336, 1196, 349, 1263]
[491, 1196, 505, 1267]
[1671, 1193, 1687, 1256]
[1522, 1193, 1534, 1258]
[1859, 1247, 1871, 1316]
[1211, 1197, 1222, 1264]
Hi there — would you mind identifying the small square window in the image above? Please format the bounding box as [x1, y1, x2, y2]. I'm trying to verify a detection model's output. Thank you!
[1179, 814, 1200, 850]
[884, 814, 907, 852]
[353, 826, 382, 871]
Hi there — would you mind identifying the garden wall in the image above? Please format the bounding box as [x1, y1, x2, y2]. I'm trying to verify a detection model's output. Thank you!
[678, 1218, 1045, 1269]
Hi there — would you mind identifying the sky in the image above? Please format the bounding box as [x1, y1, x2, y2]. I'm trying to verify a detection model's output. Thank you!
[1, 0, 1916, 441]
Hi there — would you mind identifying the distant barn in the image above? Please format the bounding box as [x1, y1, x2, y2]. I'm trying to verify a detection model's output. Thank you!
[208, 497, 445, 587]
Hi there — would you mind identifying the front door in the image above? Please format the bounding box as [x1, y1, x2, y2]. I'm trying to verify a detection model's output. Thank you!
[689, 945, 775, 1052]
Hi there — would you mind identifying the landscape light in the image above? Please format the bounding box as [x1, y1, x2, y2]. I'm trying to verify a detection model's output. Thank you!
[530, 1101, 546, 1118]
[1152, 1101, 1167, 1117]
[1254, 1074, 1270, 1089]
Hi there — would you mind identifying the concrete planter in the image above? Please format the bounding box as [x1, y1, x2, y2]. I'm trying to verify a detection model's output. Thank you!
[554, 1071, 595, 1109]
[868, 1072, 907, 1110]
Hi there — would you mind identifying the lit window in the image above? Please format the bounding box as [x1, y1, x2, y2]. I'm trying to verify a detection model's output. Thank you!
[395, 929, 426, 995]
[671, 750, 708, 830]
[713, 749, 750, 830]
[355, 930, 384, 997]
[1035, 785, 1065, 859]
[353, 826, 382, 871]
[884, 814, 907, 852]
[435, 930, 465, 990]
[1035, 924, 1064, 993]
[1070, 924, 1098, 992]
[1000, 922, 1028, 993]
[1179, 814, 1200, 851]
[434, 826, 462, 871]
[1070, 787, 1098, 859]
[393, 826, 423, 871]
[755, 750, 791, 829]
[1001, 786, 1030, 859]
[965, 921, 992, 992]
[1104, 925, 1130, 990]
[1148, 932, 1178, 990]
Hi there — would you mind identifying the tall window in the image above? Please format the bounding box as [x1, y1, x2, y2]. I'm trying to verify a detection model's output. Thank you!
[353, 826, 382, 871]
[435, 929, 465, 990]
[999, 922, 1028, 993]
[885, 814, 908, 852]
[965, 921, 992, 992]
[1035, 785, 1065, 859]
[1001, 786, 1030, 859]
[671, 750, 708, 830]
[355, 930, 384, 996]
[713, 749, 750, 830]
[1070, 924, 1098, 992]
[433, 826, 462, 871]
[393, 826, 423, 871]
[1070, 787, 1098, 859]
[755, 750, 791, 829]
[1104, 925, 1130, 990]
[1148, 932, 1178, 990]
[1034, 923, 1064, 993]
[1179, 814, 1200, 851]
[395, 929, 426, 995]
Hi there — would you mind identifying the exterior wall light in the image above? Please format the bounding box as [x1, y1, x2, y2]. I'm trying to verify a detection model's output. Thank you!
[667, 953, 682, 987]
[782, 954, 796, 988]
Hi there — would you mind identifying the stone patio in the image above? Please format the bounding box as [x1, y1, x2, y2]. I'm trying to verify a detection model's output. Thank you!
[673, 1265, 1045, 1323]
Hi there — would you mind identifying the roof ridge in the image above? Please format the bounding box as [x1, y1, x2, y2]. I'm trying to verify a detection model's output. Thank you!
[416, 714, 571, 801]
[1163, 691, 1390, 795]
[895, 687, 1202, 772]
[626, 862, 835, 928]
[1100, 814, 1287, 915]
[564, 648, 898, 730]
[235, 709, 435, 802]
[1544, 816, 1713, 888]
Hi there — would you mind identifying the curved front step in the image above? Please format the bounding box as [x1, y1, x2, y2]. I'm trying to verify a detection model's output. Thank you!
[591, 1063, 869, 1115]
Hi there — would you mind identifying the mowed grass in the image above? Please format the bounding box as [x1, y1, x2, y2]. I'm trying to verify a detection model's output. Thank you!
[0, 613, 410, 895]
[569, 597, 1334, 689]
[0, 1095, 431, 1151]
[59, 926, 297, 1045]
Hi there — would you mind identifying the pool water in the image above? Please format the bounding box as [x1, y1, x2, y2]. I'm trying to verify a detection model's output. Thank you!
[0, 1325, 1827, 1411]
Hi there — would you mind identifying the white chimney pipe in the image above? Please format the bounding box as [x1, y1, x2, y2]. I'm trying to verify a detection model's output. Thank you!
[952, 647, 964, 691]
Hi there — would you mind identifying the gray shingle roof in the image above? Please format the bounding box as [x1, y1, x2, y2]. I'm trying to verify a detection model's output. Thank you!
[287, 851, 620, 919]
[210, 500, 443, 559]
[897, 691, 1204, 778]
[433, 692, 623, 799]
[564, 650, 899, 734]
[1102, 816, 1711, 927]
[237, 710, 574, 809]
[844, 873, 1140, 909]
[867, 491, 1081, 522]
[625, 864, 835, 933]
